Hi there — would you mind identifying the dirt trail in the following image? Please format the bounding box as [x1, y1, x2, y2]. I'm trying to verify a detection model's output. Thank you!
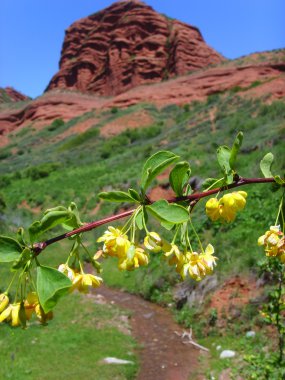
[98, 285, 200, 380]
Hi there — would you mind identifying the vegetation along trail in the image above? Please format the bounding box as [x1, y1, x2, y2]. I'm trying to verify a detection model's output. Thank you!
[98, 285, 200, 380]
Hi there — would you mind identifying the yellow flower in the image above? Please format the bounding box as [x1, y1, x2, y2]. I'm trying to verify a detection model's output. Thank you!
[200, 244, 218, 274]
[58, 263, 75, 281]
[71, 273, 103, 293]
[0, 303, 21, 327]
[206, 192, 247, 222]
[0, 293, 9, 313]
[182, 252, 206, 281]
[118, 245, 149, 271]
[164, 243, 184, 270]
[219, 191, 247, 222]
[258, 226, 284, 257]
[170, 244, 217, 281]
[35, 304, 53, 325]
[24, 292, 39, 320]
[205, 198, 220, 221]
[97, 226, 130, 258]
[24, 292, 53, 325]
[144, 232, 163, 252]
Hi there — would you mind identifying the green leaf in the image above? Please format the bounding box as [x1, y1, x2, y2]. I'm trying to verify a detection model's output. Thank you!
[169, 161, 191, 196]
[147, 200, 189, 224]
[17, 227, 26, 247]
[141, 151, 179, 191]
[37, 265, 72, 313]
[29, 210, 73, 243]
[274, 175, 285, 185]
[62, 202, 83, 230]
[0, 236, 22, 262]
[229, 131, 243, 170]
[135, 207, 148, 230]
[12, 248, 33, 270]
[161, 220, 175, 230]
[128, 189, 141, 202]
[19, 301, 27, 329]
[99, 191, 136, 203]
[217, 146, 231, 175]
[260, 153, 274, 178]
[43, 206, 67, 215]
[202, 178, 225, 191]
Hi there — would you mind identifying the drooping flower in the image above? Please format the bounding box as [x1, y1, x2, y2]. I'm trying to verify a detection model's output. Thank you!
[97, 226, 130, 258]
[0, 293, 9, 313]
[24, 292, 53, 325]
[24, 292, 39, 320]
[0, 303, 21, 327]
[71, 273, 103, 293]
[219, 191, 247, 222]
[258, 226, 284, 258]
[182, 252, 207, 281]
[118, 245, 149, 271]
[144, 232, 163, 252]
[35, 304, 53, 325]
[205, 198, 220, 221]
[164, 243, 184, 270]
[58, 263, 76, 281]
[206, 191, 247, 222]
[200, 244, 218, 274]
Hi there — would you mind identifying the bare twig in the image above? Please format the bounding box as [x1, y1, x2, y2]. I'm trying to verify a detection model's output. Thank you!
[174, 329, 209, 352]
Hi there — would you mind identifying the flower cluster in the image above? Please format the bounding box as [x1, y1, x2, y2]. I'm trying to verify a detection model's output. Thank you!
[165, 243, 217, 281]
[258, 225, 285, 261]
[0, 292, 53, 327]
[206, 191, 247, 222]
[58, 264, 103, 293]
[97, 226, 149, 271]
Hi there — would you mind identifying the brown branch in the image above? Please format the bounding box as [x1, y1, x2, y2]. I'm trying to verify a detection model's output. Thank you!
[33, 177, 276, 255]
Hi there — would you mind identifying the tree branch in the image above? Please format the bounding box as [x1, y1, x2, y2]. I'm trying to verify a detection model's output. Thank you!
[32, 177, 276, 255]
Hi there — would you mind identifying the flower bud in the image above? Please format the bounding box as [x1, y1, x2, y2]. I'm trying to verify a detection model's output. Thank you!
[0, 293, 9, 313]
[144, 232, 162, 252]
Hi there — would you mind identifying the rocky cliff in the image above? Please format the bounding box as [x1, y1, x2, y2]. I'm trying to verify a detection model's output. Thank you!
[46, 0, 224, 96]
[0, 87, 29, 103]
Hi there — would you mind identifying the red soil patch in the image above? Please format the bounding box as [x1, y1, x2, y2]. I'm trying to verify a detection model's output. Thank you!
[148, 185, 175, 201]
[17, 200, 42, 215]
[209, 275, 261, 320]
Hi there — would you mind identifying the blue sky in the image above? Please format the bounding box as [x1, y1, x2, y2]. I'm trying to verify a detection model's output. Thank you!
[0, 0, 284, 98]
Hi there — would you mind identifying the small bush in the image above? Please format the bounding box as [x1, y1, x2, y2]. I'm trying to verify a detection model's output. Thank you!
[0, 151, 11, 160]
[48, 118, 65, 131]
[110, 107, 118, 114]
[25, 163, 60, 181]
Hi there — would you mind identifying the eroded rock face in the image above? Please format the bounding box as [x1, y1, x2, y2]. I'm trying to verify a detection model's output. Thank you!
[46, 0, 224, 95]
[0, 87, 29, 103]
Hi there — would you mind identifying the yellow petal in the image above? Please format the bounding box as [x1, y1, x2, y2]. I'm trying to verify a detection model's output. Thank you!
[0, 293, 9, 313]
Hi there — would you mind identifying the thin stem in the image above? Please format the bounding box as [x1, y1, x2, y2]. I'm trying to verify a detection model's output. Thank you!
[276, 270, 284, 364]
[189, 217, 204, 252]
[6, 271, 18, 293]
[275, 195, 284, 226]
[32, 177, 277, 255]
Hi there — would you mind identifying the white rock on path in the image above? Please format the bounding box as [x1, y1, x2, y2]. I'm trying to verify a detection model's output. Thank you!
[102, 357, 134, 365]
[219, 350, 236, 359]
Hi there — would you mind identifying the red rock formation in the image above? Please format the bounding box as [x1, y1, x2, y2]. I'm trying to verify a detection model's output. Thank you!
[1, 60, 284, 143]
[46, 0, 224, 96]
[0, 87, 29, 103]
